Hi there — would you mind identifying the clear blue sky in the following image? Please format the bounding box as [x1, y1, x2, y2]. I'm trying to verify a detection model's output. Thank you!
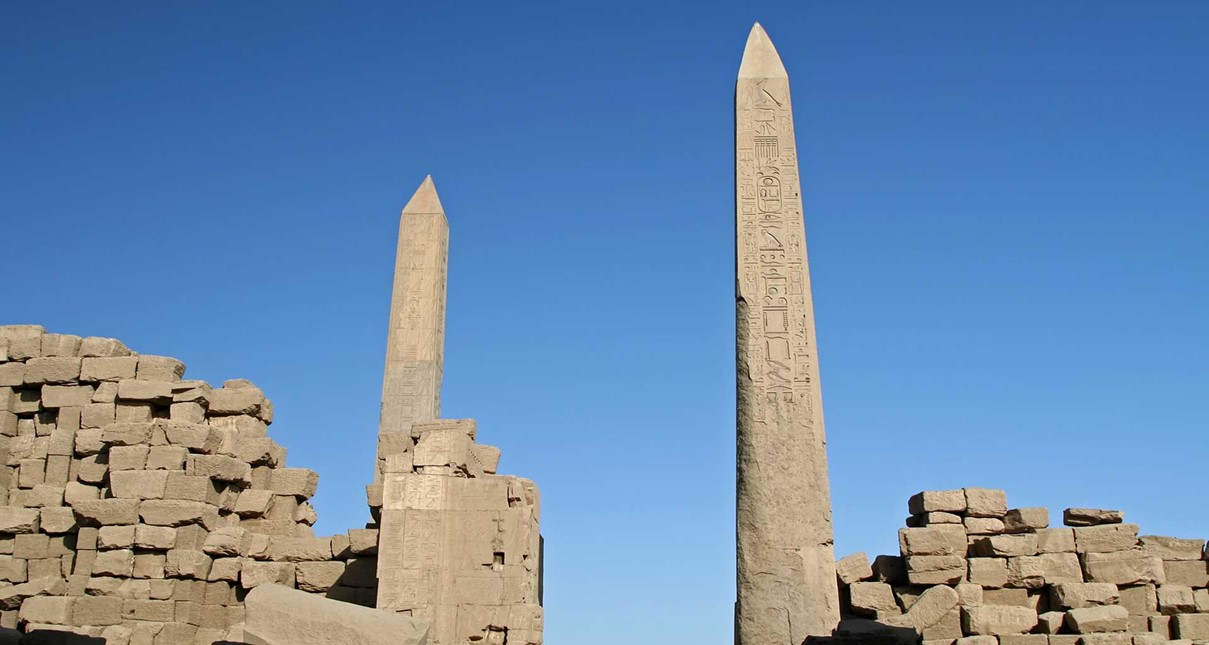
[3, 2, 1207, 642]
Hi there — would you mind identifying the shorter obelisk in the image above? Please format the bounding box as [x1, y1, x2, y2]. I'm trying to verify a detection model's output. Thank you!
[735, 23, 840, 644]
[376, 175, 449, 481]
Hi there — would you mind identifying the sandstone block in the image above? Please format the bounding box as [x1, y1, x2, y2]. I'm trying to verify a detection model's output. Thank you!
[169, 401, 207, 424]
[134, 356, 185, 382]
[1195, 588, 1209, 612]
[93, 549, 135, 577]
[139, 500, 218, 529]
[237, 437, 285, 467]
[1038, 552, 1084, 585]
[1003, 508, 1048, 533]
[347, 529, 379, 556]
[79, 356, 137, 382]
[203, 528, 251, 558]
[134, 525, 176, 551]
[73, 595, 123, 626]
[0, 508, 39, 533]
[19, 596, 74, 625]
[243, 583, 428, 645]
[109, 470, 169, 500]
[1163, 560, 1209, 587]
[1005, 556, 1046, 589]
[72, 499, 140, 526]
[269, 468, 318, 498]
[0, 576, 65, 610]
[1050, 583, 1120, 609]
[101, 422, 154, 446]
[413, 429, 479, 475]
[967, 557, 1010, 588]
[0, 364, 25, 388]
[208, 386, 266, 417]
[849, 581, 898, 617]
[964, 517, 1006, 535]
[1140, 536, 1204, 560]
[41, 384, 94, 408]
[1064, 508, 1123, 527]
[240, 562, 295, 589]
[116, 379, 173, 402]
[294, 561, 346, 593]
[1036, 611, 1065, 634]
[1173, 613, 1209, 639]
[972, 534, 1038, 557]
[208, 557, 241, 583]
[268, 537, 332, 562]
[470, 444, 501, 474]
[1065, 605, 1128, 633]
[1157, 584, 1196, 615]
[1083, 551, 1164, 585]
[37, 507, 75, 534]
[1076, 635, 1131, 645]
[146, 445, 187, 471]
[234, 490, 273, 517]
[97, 525, 136, 549]
[163, 472, 219, 504]
[1037, 528, 1076, 553]
[185, 454, 251, 485]
[22, 357, 81, 384]
[884, 584, 959, 633]
[165, 549, 212, 579]
[77, 337, 131, 358]
[1074, 524, 1139, 553]
[906, 555, 965, 585]
[163, 422, 221, 454]
[1118, 584, 1158, 616]
[909, 490, 967, 514]
[900, 526, 967, 557]
[997, 636, 1046, 645]
[962, 604, 1038, 635]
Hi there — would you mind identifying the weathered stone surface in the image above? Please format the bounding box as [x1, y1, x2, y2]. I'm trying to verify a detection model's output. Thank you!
[962, 604, 1038, 635]
[964, 517, 1006, 535]
[72, 498, 140, 526]
[900, 526, 966, 557]
[269, 468, 318, 498]
[1163, 560, 1209, 587]
[908, 490, 966, 515]
[0, 576, 65, 610]
[1003, 508, 1049, 533]
[906, 555, 965, 585]
[971, 534, 1038, 558]
[884, 585, 958, 633]
[849, 581, 898, 617]
[1140, 535, 1204, 560]
[734, 24, 838, 643]
[294, 561, 346, 593]
[240, 562, 296, 589]
[1064, 508, 1123, 527]
[0, 508, 39, 534]
[139, 500, 218, 529]
[1049, 582, 1120, 609]
[134, 355, 185, 382]
[1173, 613, 1209, 639]
[1036, 528, 1076, 553]
[1157, 584, 1196, 615]
[244, 583, 429, 645]
[1074, 523, 1139, 553]
[23, 357, 81, 384]
[1065, 605, 1129, 633]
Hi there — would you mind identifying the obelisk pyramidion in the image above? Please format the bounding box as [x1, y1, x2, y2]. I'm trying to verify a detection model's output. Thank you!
[377, 175, 449, 481]
[735, 23, 840, 643]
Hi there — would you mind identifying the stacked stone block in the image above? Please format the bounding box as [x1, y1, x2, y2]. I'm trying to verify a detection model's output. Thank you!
[836, 487, 1209, 644]
[0, 325, 378, 643]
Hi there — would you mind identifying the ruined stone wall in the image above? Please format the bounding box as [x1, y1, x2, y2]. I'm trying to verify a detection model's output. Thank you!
[0, 325, 380, 643]
[834, 487, 1209, 644]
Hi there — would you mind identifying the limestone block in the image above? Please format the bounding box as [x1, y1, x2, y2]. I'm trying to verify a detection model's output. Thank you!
[905, 555, 965, 585]
[967, 558, 1010, 588]
[1037, 528, 1076, 553]
[243, 583, 428, 645]
[1083, 551, 1164, 585]
[849, 581, 898, 617]
[72, 499, 140, 526]
[962, 605, 1038, 635]
[1157, 584, 1196, 615]
[116, 379, 173, 402]
[41, 385, 94, 408]
[1065, 605, 1128, 633]
[134, 356, 185, 382]
[185, 455, 251, 485]
[900, 526, 967, 557]
[134, 525, 176, 551]
[1074, 524, 1140, 553]
[1118, 584, 1158, 615]
[270, 468, 318, 498]
[971, 534, 1039, 557]
[908, 490, 967, 515]
[22, 357, 81, 384]
[964, 517, 1006, 535]
[240, 562, 296, 589]
[1139, 536, 1204, 561]
[0, 508, 39, 533]
[93, 549, 135, 576]
[884, 585, 959, 633]
[1173, 614, 1209, 639]
[1163, 560, 1209, 587]
[294, 561, 345, 593]
[72, 595, 123, 626]
[266, 537, 332, 562]
[139, 500, 218, 529]
[1064, 508, 1123, 527]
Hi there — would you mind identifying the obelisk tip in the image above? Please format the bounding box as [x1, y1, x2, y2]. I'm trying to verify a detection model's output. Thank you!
[401, 175, 445, 215]
[738, 22, 788, 79]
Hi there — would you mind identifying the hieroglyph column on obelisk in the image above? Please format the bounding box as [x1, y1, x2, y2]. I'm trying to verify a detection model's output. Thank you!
[376, 175, 448, 481]
[735, 23, 840, 644]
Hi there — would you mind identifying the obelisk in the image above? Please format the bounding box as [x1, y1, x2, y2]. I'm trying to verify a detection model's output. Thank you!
[735, 23, 839, 644]
[377, 175, 448, 481]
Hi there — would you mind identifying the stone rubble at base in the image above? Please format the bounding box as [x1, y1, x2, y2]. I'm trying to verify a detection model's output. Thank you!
[825, 487, 1209, 645]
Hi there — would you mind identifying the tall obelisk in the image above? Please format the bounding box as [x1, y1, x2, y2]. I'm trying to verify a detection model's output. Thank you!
[377, 175, 448, 481]
[735, 23, 839, 644]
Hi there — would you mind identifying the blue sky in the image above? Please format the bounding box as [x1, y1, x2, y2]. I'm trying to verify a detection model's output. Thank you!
[2, 2, 1207, 642]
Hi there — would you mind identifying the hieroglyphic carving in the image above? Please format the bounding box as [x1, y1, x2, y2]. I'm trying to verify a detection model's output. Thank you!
[735, 23, 838, 644]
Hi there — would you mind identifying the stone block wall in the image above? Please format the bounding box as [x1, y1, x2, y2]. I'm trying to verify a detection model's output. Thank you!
[0, 325, 380, 643]
[835, 487, 1209, 644]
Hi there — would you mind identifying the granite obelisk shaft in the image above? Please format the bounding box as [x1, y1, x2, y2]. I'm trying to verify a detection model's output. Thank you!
[735, 24, 839, 644]
[377, 175, 448, 481]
